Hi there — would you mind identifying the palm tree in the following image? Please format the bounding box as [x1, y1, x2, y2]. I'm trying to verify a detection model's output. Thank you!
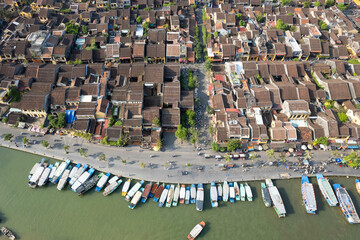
[164, 162, 169, 170]
[249, 153, 259, 161]
[266, 149, 276, 162]
[98, 153, 106, 162]
[278, 153, 286, 162]
[62, 145, 70, 154]
[22, 137, 29, 147]
[4, 133, 13, 142]
[224, 154, 231, 163]
[79, 148, 88, 158]
[331, 150, 340, 158]
[186, 163, 191, 171]
[140, 162, 146, 168]
[40, 140, 50, 149]
[304, 150, 312, 160]
[121, 158, 127, 165]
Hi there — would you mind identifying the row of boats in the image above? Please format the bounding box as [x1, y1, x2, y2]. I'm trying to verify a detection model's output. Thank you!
[209, 181, 253, 208]
[259, 175, 360, 224]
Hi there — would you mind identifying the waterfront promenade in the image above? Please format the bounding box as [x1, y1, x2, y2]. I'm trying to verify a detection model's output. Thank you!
[1, 124, 359, 184]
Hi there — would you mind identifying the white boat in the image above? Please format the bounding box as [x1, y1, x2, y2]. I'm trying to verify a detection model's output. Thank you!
[229, 183, 235, 203]
[268, 185, 286, 218]
[187, 221, 205, 240]
[38, 164, 52, 187]
[190, 184, 197, 204]
[71, 168, 95, 192]
[159, 185, 170, 207]
[185, 187, 191, 204]
[29, 165, 45, 188]
[28, 159, 44, 179]
[356, 179, 360, 195]
[234, 182, 240, 201]
[95, 173, 110, 192]
[223, 181, 229, 202]
[125, 180, 144, 201]
[240, 183, 246, 201]
[333, 184, 360, 224]
[245, 183, 253, 201]
[301, 176, 317, 214]
[69, 164, 88, 185]
[49, 162, 59, 181]
[57, 167, 71, 191]
[68, 163, 80, 180]
[51, 159, 70, 184]
[196, 183, 204, 211]
[172, 184, 180, 206]
[166, 185, 175, 207]
[210, 182, 218, 208]
[103, 177, 122, 196]
[129, 188, 144, 209]
[316, 174, 338, 207]
[179, 184, 186, 204]
[266, 178, 274, 187]
[217, 183, 222, 201]
[122, 179, 131, 197]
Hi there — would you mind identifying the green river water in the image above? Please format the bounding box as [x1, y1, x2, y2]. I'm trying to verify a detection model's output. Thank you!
[0, 146, 359, 240]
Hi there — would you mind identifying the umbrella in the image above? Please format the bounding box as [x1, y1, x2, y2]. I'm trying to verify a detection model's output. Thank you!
[307, 144, 313, 150]
[258, 145, 263, 151]
[336, 158, 342, 163]
[288, 148, 294, 153]
[301, 145, 307, 150]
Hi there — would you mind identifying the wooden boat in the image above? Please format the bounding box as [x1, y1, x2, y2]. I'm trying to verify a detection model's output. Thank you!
[103, 177, 122, 196]
[71, 168, 95, 192]
[28, 158, 45, 179]
[261, 182, 272, 207]
[234, 182, 240, 201]
[129, 188, 144, 209]
[333, 184, 360, 224]
[196, 183, 204, 211]
[223, 181, 229, 202]
[245, 183, 253, 201]
[51, 159, 71, 184]
[121, 179, 131, 197]
[159, 185, 170, 207]
[1, 227, 16, 240]
[187, 221, 205, 240]
[217, 183, 222, 201]
[229, 182, 235, 203]
[210, 182, 218, 208]
[179, 184, 186, 204]
[153, 183, 164, 202]
[185, 187, 191, 204]
[141, 182, 152, 203]
[95, 172, 110, 192]
[56, 166, 71, 191]
[149, 182, 159, 198]
[190, 184, 197, 204]
[125, 180, 144, 202]
[268, 182, 286, 218]
[29, 162, 46, 188]
[301, 175, 317, 214]
[76, 173, 101, 196]
[265, 178, 274, 187]
[316, 174, 337, 207]
[172, 184, 180, 206]
[38, 164, 53, 187]
[240, 183, 246, 201]
[48, 162, 59, 181]
[166, 184, 175, 207]
[356, 179, 360, 195]
[68, 163, 80, 181]
[69, 164, 88, 185]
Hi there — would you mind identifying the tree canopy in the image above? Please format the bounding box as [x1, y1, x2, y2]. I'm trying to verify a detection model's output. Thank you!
[313, 136, 329, 146]
[47, 112, 66, 129]
[65, 20, 79, 35]
[226, 139, 242, 152]
[175, 125, 187, 143]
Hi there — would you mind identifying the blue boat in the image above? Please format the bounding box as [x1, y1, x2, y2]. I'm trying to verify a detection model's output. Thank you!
[210, 182, 218, 208]
[333, 184, 360, 224]
[70, 164, 88, 185]
[95, 173, 110, 192]
[185, 187, 190, 204]
[71, 168, 95, 192]
[301, 175, 317, 214]
[316, 174, 338, 207]
[190, 184, 196, 204]
[229, 182, 235, 203]
[158, 185, 170, 207]
[51, 159, 71, 184]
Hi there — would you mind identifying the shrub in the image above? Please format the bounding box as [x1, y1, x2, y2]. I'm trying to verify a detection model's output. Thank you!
[337, 112, 348, 123]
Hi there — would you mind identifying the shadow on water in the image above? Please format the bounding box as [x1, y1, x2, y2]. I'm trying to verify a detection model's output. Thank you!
[313, 183, 326, 212]
[198, 221, 210, 239]
[278, 187, 295, 215]
[250, 185, 258, 200]
[348, 189, 360, 211]
[0, 211, 7, 223]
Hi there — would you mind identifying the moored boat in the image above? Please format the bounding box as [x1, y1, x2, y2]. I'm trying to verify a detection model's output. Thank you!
[56, 166, 71, 191]
[190, 184, 196, 204]
[301, 175, 317, 214]
[166, 184, 175, 207]
[28, 158, 45, 179]
[172, 184, 180, 206]
[69, 164, 88, 185]
[316, 174, 338, 207]
[268, 181, 286, 218]
[129, 187, 144, 209]
[48, 162, 59, 181]
[95, 172, 110, 192]
[149, 182, 159, 198]
[71, 168, 95, 192]
[234, 182, 240, 201]
[356, 179, 360, 195]
[223, 181, 229, 202]
[103, 177, 122, 196]
[196, 183, 204, 211]
[179, 184, 186, 204]
[333, 183, 360, 224]
[51, 159, 71, 184]
[229, 182, 235, 203]
[265, 178, 274, 187]
[153, 183, 164, 202]
[159, 185, 170, 207]
[141, 182, 152, 203]
[210, 182, 218, 208]
[125, 180, 144, 202]
[185, 187, 191, 204]
[217, 183, 222, 201]
[240, 183, 246, 201]
[245, 183, 253, 201]
[68, 163, 80, 181]
[187, 221, 205, 240]
[76, 173, 101, 196]
[38, 164, 53, 187]
[29, 162, 46, 188]
[1, 227, 16, 240]
[261, 182, 272, 207]
[121, 179, 131, 197]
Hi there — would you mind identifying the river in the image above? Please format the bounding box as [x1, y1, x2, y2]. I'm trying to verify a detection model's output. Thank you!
[0, 147, 359, 240]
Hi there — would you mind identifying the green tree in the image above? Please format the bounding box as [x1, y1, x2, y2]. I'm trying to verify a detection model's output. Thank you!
[136, 16, 142, 24]
[280, 0, 291, 6]
[2, 117, 8, 123]
[320, 22, 329, 31]
[206, 106, 215, 115]
[65, 20, 79, 35]
[239, 20, 246, 27]
[188, 69, 195, 90]
[207, 124, 216, 135]
[276, 19, 290, 31]
[331, 150, 340, 158]
[324, 100, 335, 109]
[22, 137, 29, 146]
[79, 148, 88, 158]
[225, 154, 231, 163]
[4, 133, 13, 141]
[337, 3, 349, 11]
[186, 163, 191, 171]
[202, 9, 207, 22]
[186, 110, 196, 127]
[303, 1, 310, 8]
[235, 13, 243, 20]
[249, 153, 259, 161]
[313, 136, 329, 146]
[152, 117, 161, 127]
[189, 127, 199, 145]
[140, 162, 146, 168]
[278, 153, 287, 162]
[40, 140, 49, 148]
[266, 149, 276, 161]
[175, 125, 188, 143]
[314, 1, 321, 6]
[8, 87, 21, 103]
[226, 139, 242, 152]
[214, 31, 219, 38]
[62, 145, 70, 154]
[47, 112, 66, 129]
[155, 138, 163, 150]
[343, 151, 360, 168]
[121, 158, 127, 165]
[325, 0, 335, 8]
[304, 150, 312, 160]
[211, 141, 220, 152]
[82, 25, 88, 34]
[98, 153, 106, 162]
[205, 59, 212, 72]
[256, 14, 266, 23]
[337, 112, 348, 123]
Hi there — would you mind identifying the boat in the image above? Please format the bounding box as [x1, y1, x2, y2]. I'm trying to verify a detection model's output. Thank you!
[56, 166, 71, 191]
[153, 183, 164, 202]
[95, 172, 110, 192]
[245, 183, 253, 201]
[121, 179, 131, 197]
[185, 187, 191, 204]
[149, 182, 159, 198]
[28, 158, 45, 179]
[129, 188, 144, 209]
[125, 180, 144, 202]
[265, 178, 274, 187]
[179, 184, 186, 204]
[229, 182, 235, 203]
[38, 164, 53, 187]
[69, 164, 88, 185]
[51, 159, 71, 184]
[28, 162, 46, 188]
[71, 168, 95, 192]
[68, 163, 80, 181]
[187, 221, 205, 240]
[315, 174, 338, 207]
[240, 183, 246, 201]
[234, 182, 240, 201]
[196, 183, 204, 211]
[268, 181, 286, 218]
[190, 184, 197, 204]
[301, 176, 317, 214]
[103, 177, 122, 196]
[159, 185, 170, 207]
[1, 227, 16, 240]
[261, 182, 272, 207]
[166, 184, 175, 207]
[141, 182, 152, 203]
[223, 181, 229, 202]
[217, 183, 222, 201]
[210, 182, 218, 208]
[172, 184, 180, 206]
[356, 179, 360, 195]
[48, 162, 59, 181]
[333, 183, 360, 224]
[76, 173, 101, 196]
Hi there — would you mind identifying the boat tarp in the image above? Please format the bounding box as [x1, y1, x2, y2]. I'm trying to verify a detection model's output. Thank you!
[66, 110, 76, 124]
